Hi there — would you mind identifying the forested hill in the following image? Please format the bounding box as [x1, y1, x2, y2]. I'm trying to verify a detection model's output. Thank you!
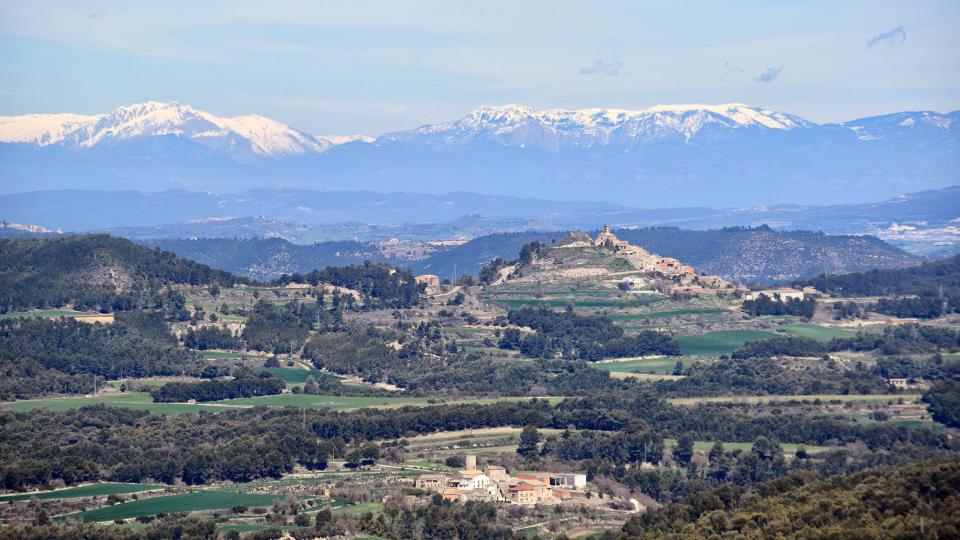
[412, 226, 919, 284]
[0, 235, 243, 313]
[797, 254, 960, 296]
[140, 238, 400, 281]
[410, 231, 569, 281]
[613, 226, 918, 283]
[621, 459, 960, 538]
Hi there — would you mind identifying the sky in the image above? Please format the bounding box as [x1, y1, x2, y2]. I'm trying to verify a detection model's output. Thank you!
[0, 0, 958, 135]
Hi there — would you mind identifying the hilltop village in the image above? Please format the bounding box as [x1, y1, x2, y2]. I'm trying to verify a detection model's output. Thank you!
[562, 225, 745, 297]
[474, 225, 773, 299]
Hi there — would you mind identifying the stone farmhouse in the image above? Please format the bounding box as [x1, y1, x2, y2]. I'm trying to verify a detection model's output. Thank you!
[415, 455, 588, 506]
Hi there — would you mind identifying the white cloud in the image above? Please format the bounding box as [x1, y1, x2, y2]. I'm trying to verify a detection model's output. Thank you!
[754, 66, 783, 84]
[867, 26, 906, 48]
[579, 59, 625, 77]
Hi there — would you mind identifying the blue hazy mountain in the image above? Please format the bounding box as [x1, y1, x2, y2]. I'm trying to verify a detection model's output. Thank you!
[1, 102, 956, 207]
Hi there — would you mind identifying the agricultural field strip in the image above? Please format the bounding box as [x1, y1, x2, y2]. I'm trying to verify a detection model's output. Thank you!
[662, 438, 832, 454]
[61, 490, 284, 522]
[0, 482, 164, 503]
[667, 394, 922, 405]
[2, 393, 564, 415]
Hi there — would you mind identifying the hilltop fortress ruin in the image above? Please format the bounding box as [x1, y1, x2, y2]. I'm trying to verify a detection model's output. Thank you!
[507, 225, 746, 297]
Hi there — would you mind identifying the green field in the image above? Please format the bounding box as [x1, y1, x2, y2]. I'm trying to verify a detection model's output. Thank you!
[4, 392, 430, 415]
[494, 298, 649, 309]
[0, 309, 108, 320]
[664, 438, 830, 455]
[218, 524, 296, 534]
[589, 357, 679, 374]
[780, 323, 859, 341]
[199, 351, 256, 360]
[608, 308, 730, 321]
[439, 326, 502, 334]
[667, 394, 920, 405]
[209, 393, 430, 409]
[677, 330, 779, 356]
[334, 502, 384, 515]
[0, 483, 163, 503]
[66, 491, 282, 522]
[1, 393, 229, 415]
[258, 366, 331, 384]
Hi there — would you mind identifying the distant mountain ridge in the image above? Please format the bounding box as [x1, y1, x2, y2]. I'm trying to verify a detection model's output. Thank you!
[133, 227, 920, 283]
[2, 186, 955, 257]
[1, 101, 956, 206]
[411, 226, 920, 284]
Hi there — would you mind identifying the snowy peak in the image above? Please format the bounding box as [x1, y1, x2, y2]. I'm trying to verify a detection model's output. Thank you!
[842, 110, 958, 141]
[384, 102, 815, 150]
[0, 113, 102, 146]
[0, 101, 336, 157]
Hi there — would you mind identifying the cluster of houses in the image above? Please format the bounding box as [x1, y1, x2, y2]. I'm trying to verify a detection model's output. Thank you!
[576, 225, 744, 297]
[415, 455, 588, 506]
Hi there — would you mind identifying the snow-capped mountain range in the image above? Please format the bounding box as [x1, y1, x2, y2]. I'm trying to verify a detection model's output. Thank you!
[1, 100, 954, 154]
[0, 101, 957, 207]
[0, 101, 356, 157]
[381, 103, 814, 149]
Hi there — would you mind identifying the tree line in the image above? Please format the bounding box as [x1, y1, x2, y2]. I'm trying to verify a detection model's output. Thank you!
[500, 307, 680, 360]
[150, 369, 286, 403]
[0, 314, 204, 400]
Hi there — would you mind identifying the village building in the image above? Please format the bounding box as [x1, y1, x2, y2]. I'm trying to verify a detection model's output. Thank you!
[414, 274, 441, 288]
[517, 471, 587, 490]
[508, 482, 538, 505]
[594, 224, 631, 249]
[484, 464, 510, 482]
[889, 378, 910, 389]
[801, 286, 822, 297]
[415, 474, 448, 491]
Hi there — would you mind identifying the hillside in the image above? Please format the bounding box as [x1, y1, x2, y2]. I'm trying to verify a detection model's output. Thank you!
[413, 226, 919, 284]
[140, 238, 401, 281]
[614, 226, 919, 283]
[0, 235, 241, 312]
[622, 459, 960, 538]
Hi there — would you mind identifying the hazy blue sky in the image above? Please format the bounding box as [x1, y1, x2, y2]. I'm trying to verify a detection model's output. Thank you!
[1, 1, 957, 135]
